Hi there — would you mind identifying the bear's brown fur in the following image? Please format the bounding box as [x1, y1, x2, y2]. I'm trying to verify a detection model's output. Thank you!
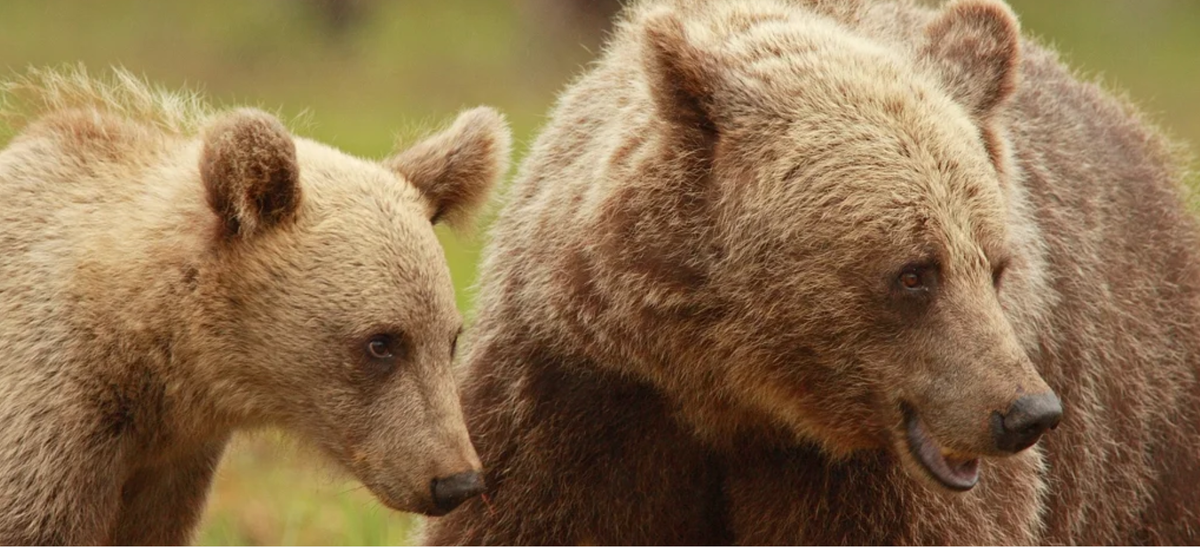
[0, 68, 511, 544]
[428, 0, 1200, 543]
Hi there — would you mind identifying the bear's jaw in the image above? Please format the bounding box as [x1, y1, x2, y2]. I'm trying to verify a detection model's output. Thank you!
[904, 409, 981, 492]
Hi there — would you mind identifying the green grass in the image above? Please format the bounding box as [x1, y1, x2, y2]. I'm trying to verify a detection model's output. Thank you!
[0, 1, 1196, 544]
[198, 433, 417, 545]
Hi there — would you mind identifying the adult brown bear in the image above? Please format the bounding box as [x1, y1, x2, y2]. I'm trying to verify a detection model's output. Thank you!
[427, 0, 1200, 544]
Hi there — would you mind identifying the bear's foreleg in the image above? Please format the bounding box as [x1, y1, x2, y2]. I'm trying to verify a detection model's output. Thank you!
[109, 438, 228, 545]
[0, 423, 126, 544]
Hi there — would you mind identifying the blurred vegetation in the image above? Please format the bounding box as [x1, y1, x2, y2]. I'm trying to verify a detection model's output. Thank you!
[0, 0, 1195, 545]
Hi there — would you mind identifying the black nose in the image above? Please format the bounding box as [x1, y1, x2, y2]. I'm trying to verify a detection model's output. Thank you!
[431, 471, 486, 514]
[992, 392, 1063, 453]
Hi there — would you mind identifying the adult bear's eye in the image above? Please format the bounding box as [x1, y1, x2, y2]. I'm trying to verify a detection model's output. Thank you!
[895, 262, 937, 295]
[899, 271, 924, 289]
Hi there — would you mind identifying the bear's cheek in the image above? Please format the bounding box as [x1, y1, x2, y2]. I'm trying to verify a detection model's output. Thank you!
[742, 342, 897, 452]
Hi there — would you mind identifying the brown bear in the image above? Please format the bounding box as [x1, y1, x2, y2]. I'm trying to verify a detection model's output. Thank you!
[0, 68, 510, 544]
[427, 0, 1200, 544]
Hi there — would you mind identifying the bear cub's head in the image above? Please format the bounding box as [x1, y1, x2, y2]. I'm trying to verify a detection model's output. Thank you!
[196, 107, 509, 515]
[605, 0, 1059, 492]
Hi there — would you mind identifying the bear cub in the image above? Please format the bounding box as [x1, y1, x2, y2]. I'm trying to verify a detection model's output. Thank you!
[0, 68, 510, 544]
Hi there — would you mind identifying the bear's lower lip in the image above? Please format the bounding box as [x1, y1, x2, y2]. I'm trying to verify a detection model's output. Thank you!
[904, 411, 980, 491]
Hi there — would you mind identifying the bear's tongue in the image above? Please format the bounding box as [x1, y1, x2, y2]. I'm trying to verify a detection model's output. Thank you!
[905, 413, 980, 491]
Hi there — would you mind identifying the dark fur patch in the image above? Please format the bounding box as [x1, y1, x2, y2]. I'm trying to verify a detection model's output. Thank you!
[200, 109, 300, 240]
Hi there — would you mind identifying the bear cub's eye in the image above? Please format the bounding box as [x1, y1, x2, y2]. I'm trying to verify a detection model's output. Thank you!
[367, 335, 395, 359]
[358, 332, 407, 379]
[364, 332, 407, 362]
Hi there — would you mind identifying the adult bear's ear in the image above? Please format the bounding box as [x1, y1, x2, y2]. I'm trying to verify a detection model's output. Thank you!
[921, 0, 1021, 122]
[201, 108, 301, 240]
[641, 9, 722, 153]
[385, 107, 511, 229]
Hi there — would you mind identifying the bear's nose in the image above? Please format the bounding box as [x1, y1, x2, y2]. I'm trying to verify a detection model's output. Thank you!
[991, 392, 1063, 453]
[431, 470, 486, 514]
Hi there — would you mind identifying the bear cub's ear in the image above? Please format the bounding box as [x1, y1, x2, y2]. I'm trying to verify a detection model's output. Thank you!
[921, 0, 1022, 121]
[385, 107, 511, 229]
[200, 108, 301, 240]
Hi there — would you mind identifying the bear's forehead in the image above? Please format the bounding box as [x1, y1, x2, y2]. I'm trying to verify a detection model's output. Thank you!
[684, 6, 1011, 260]
[300, 209, 448, 275]
[722, 125, 1007, 269]
[282, 140, 454, 289]
[291, 140, 431, 231]
[691, 4, 980, 136]
[282, 217, 460, 328]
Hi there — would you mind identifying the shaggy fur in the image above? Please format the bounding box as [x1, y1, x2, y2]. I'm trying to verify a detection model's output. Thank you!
[0, 67, 511, 544]
[427, 0, 1200, 544]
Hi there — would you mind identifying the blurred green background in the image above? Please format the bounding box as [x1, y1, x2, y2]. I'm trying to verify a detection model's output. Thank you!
[0, 0, 1196, 544]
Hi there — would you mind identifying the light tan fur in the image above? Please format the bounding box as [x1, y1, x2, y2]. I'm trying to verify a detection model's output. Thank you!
[0, 67, 511, 544]
[429, 0, 1200, 544]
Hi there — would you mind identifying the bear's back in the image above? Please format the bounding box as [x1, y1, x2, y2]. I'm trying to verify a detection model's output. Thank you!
[0, 109, 205, 385]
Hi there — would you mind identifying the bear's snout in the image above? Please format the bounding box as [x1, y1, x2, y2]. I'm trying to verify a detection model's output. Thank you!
[428, 470, 487, 516]
[990, 392, 1063, 453]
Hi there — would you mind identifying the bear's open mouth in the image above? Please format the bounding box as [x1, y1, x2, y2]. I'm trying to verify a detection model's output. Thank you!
[904, 409, 980, 491]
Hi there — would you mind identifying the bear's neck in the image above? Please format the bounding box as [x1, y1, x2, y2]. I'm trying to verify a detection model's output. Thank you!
[78, 181, 238, 452]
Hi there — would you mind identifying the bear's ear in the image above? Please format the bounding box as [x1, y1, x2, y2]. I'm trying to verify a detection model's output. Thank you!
[200, 108, 301, 240]
[385, 107, 511, 229]
[920, 0, 1021, 121]
[641, 10, 721, 149]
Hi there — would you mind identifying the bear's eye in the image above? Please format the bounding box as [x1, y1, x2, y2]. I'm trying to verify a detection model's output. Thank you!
[367, 335, 394, 359]
[450, 332, 460, 359]
[894, 262, 937, 295]
[361, 332, 407, 377]
[357, 332, 407, 380]
[899, 271, 924, 290]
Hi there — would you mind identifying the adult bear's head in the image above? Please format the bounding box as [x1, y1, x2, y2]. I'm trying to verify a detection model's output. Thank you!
[560, 0, 1059, 492]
